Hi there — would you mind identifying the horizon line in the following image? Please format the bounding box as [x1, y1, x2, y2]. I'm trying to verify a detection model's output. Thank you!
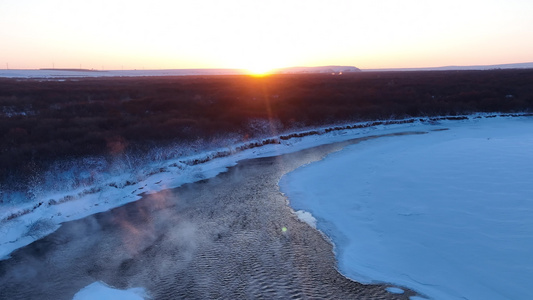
[2, 61, 533, 73]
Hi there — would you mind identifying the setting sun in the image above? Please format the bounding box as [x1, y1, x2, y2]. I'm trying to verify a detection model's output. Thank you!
[230, 51, 290, 76]
[246, 63, 275, 76]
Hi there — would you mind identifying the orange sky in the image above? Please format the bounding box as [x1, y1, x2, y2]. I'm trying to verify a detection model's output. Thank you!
[1, 0, 532, 71]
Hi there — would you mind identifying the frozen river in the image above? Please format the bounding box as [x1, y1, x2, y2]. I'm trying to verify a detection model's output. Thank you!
[280, 116, 533, 299]
[1, 115, 531, 299]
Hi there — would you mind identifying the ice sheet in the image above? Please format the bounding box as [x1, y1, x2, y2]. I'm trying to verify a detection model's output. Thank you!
[72, 282, 148, 300]
[280, 116, 533, 299]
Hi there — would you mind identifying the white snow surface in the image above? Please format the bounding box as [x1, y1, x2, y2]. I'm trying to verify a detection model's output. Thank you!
[294, 210, 317, 228]
[72, 282, 148, 300]
[279, 116, 533, 300]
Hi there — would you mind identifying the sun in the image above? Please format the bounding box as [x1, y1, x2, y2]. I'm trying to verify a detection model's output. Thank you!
[245, 62, 276, 76]
[220, 45, 291, 76]
[237, 52, 288, 76]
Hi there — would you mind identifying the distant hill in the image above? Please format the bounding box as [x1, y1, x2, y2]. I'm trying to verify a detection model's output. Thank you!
[364, 62, 533, 72]
[4, 62, 532, 78]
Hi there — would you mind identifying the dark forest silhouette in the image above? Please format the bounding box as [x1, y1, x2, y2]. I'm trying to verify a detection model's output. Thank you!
[1, 69, 532, 189]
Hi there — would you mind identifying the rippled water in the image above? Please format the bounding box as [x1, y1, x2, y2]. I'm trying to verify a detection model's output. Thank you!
[0, 135, 419, 300]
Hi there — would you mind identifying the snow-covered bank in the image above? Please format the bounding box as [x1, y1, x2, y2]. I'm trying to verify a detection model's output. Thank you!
[279, 116, 533, 300]
[0, 117, 434, 260]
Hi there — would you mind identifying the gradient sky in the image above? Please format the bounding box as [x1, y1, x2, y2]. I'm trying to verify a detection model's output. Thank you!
[1, 0, 532, 71]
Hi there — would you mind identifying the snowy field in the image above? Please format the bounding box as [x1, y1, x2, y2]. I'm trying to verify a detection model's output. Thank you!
[280, 116, 533, 299]
[0, 66, 358, 78]
[0, 69, 248, 78]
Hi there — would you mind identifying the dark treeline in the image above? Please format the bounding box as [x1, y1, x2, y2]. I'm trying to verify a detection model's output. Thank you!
[1, 69, 533, 185]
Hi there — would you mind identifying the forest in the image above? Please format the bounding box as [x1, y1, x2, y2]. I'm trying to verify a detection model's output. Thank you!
[1, 69, 533, 190]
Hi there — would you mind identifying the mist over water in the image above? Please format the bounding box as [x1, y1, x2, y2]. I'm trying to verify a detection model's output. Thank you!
[0, 139, 416, 300]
